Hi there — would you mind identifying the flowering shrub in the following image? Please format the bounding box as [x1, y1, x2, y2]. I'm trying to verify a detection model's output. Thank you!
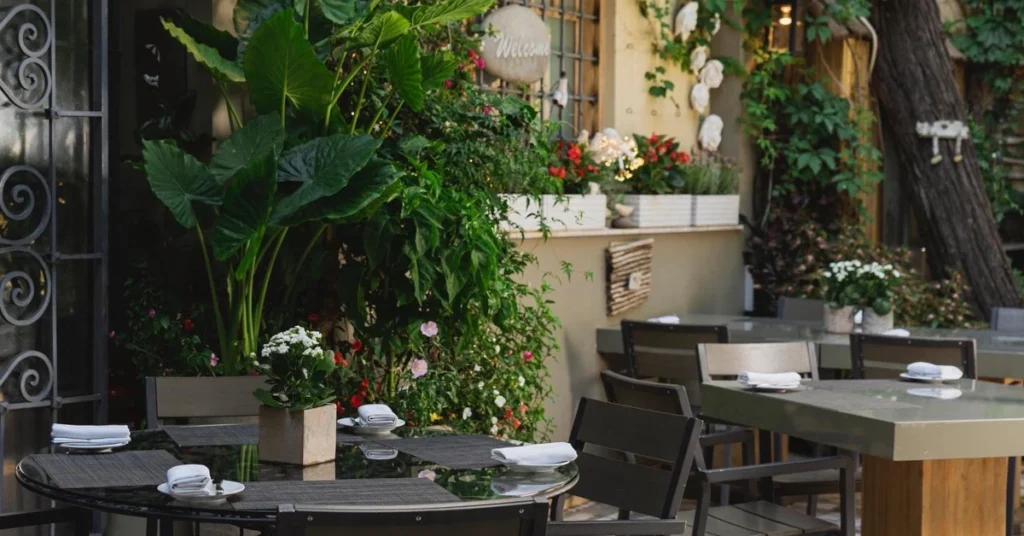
[627, 133, 693, 194]
[589, 128, 644, 181]
[822, 260, 902, 314]
[684, 151, 740, 195]
[548, 140, 616, 194]
[254, 326, 337, 410]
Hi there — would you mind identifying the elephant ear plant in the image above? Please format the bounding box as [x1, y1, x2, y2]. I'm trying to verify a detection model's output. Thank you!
[143, 0, 494, 373]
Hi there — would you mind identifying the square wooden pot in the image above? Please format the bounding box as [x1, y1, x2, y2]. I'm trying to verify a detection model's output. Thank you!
[258, 404, 336, 466]
[620, 195, 692, 228]
[541, 194, 607, 231]
[692, 195, 740, 226]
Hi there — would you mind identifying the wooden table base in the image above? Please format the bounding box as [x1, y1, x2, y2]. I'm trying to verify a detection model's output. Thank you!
[862, 455, 1007, 536]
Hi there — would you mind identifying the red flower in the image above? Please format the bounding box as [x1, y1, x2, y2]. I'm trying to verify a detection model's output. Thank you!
[567, 144, 583, 164]
[523, 351, 533, 361]
[586, 164, 599, 174]
[359, 378, 370, 392]
[333, 351, 348, 367]
[308, 313, 319, 323]
[444, 79, 453, 89]
[519, 403, 528, 415]
[351, 339, 363, 352]
[182, 318, 194, 331]
[334, 400, 344, 415]
[647, 134, 660, 144]
[503, 407, 514, 420]
[349, 393, 365, 409]
[511, 417, 522, 430]
[548, 166, 566, 179]
[645, 149, 658, 162]
[680, 151, 692, 164]
[468, 49, 479, 60]
[575, 167, 585, 178]
[475, 58, 485, 69]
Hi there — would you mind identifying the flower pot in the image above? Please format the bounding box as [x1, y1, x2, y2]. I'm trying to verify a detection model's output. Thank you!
[862, 309, 895, 334]
[692, 194, 740, 226]
[499, 194, 541, 231]
[823, 305, 857, 334]
[541, 194, 607, 231]
[619, 194, 693, 228]
[258, 404, 336, 466]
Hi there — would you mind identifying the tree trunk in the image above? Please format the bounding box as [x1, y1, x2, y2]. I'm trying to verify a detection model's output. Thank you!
[871, 0, 1023, 319]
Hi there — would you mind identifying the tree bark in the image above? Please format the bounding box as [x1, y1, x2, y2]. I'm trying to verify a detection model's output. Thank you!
[871, 0, 1023, 319]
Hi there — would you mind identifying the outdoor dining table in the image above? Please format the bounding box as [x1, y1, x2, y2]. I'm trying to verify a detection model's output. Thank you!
[596, 313, 1024, 377]
[702, 379, 1024, 535]
[16, 426, 578, 535]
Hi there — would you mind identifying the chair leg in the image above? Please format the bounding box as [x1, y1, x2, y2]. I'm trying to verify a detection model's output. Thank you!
[1007, 456, 1016, 536]
[806, 494, 819, 517]
[147, 518, 158, 536]
[550, 494, 567, 521]
[839, 457, 856, 536]
[691, 479, 712, 536]
[719, 443, 732, 506]
[74, 509, 91, 536]
[160, 518, 174, 536]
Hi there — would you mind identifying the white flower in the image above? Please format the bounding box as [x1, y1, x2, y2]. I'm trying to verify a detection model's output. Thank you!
[699, 59, 724, 89]
[493, 389, 499, 395]
[518, 375, 526, 387]
[494, 395, 507, 408]
[893, 270, 901, 277]
[675, 2, 699, 41]
[690, 83, 710, 114]
[477, 381, 485, 389]
[473, 364, 482, 373]
[491, 417, 498, 424]
[490, 425, 499, 435]
[462, 407, 472, 419]
[698, 114, 724, 151]
[823, 271, 832, 278]
[690, 46, 709, 75]
[712, 13, 722, 35]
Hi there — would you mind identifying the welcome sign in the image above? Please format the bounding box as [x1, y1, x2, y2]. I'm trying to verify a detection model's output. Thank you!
[479, 5, 552, 84]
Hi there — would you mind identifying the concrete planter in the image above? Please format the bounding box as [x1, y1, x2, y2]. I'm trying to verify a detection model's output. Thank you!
[258, 404, 336, 466]
[500, 194, 541, 231]
[692, 194, 740, 226]
[619, 195, 692, 228]
[863, 309, 895, 333]
[824, 305, 857, 334]
[541, 194, 607, 231]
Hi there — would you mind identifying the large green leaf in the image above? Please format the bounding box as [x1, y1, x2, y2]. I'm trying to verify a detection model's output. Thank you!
[352, 11, 410, 49]
[234, 0, 291, 61]
[383, 35, 423, 111]
[176, 13, 238, 60]
[363, 211, 392, 270]
[277, 158, 402, 226]
[271, 134, 382, 221]
[211, 152, 278, 279]
[420, 52, 458, 91]
[410, 0, 494, 26]
[142, 140, 222, 228]
[319, 0, 366, 25]
[162, 19, 244, 82]
[244, 9, 334, 116]
[209, 114, 286, 184]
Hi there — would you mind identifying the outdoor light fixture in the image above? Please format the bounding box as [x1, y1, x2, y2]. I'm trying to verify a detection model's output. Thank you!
[766, 0, 800, 54]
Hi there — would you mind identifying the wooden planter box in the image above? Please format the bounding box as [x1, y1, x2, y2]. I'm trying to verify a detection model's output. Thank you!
[620, 195, 692, 228]
[258, 404, 336, 466]
[692, 195, 740, 226]
[542, 194, 607, 231]
[500, 194, 542, 231]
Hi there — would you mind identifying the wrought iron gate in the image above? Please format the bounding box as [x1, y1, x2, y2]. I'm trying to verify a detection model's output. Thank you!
[0, 0, 108, 526]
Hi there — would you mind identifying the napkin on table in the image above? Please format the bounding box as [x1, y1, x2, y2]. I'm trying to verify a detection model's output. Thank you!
[358, 404, 398, 426]
[51, 424, 129, 441]
[738, 371, 802, 387]
[646, 315, 680, 324]
[883, 329, 911, 337]
[167, 464, 214, 497]
[491, 442, 577, 466]
[907, 388, 963, 400]
[906, 362, 963, 380]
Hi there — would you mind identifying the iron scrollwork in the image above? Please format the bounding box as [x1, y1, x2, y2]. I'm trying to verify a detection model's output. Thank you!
[0, 246, 51, 327]
[0, 350, 52, 403]
[0, 165, 51, 246]
[0, 4, 52, 110]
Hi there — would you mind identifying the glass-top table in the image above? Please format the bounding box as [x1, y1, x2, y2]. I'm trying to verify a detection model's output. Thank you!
[596, 313, 1024, 377]
[17, 428, 578, 531]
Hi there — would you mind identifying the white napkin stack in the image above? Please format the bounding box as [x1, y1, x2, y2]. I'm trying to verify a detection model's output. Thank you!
[491, 442, 578, 466]
[167, 465, 214, 497]
[358, 404, 398, 426]
[906, 362, 963, 380]
[51, 424, 130, 449]
[738, 371, 802, 388]
[883, 329, 911, 337]
[647, 315, 681, 324]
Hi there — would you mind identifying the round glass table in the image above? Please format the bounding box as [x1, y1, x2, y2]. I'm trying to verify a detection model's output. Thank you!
[17, 428, 578, 532]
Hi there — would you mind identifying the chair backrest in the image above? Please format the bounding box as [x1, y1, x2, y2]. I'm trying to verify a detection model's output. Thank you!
[776, 297, 824, 323]
[621, 320, 727, 408]
[849, 334, 977, 379]
[696, 342, 820, 383]
[991, 307, 1024, 331]
[276, 498, 549, 536]
[600, 369, 692, 418]
[567, 397, 702, 519]
[145, 376, 269, 429]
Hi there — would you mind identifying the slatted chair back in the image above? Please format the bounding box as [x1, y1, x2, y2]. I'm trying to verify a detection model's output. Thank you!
[696, 342, 820, 383]
[277, 498, 549, 536]
[145, 376, 269, 429]
[776, 297, 825, 323]
[849, 334, 977, 379]
[621, 320, 727, 410]
[567, 397, 703, 519]
[600, 369, 691, 418]
[991, 307, 1024, 331]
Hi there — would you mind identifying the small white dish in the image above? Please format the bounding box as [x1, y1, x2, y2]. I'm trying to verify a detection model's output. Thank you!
[745, 384, 802, 392]
[899, 373, 954, 384]
[55, 440, 130, 453]
[338, 417, 405, 436]
[157, 480, 244, 504]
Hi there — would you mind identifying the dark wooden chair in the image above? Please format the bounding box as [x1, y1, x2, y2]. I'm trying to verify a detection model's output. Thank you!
[278, 498, 549, 535]
[848, 333, 977, 380]
[0, 507, 91, 536]
[776, 297, 824, 323]
[991, 307, 1024, 331]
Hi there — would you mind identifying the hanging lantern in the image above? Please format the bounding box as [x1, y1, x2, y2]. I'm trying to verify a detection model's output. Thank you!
[766, 0, 800, 54]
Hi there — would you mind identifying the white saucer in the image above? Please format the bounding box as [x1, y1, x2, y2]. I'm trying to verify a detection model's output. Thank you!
[56, 440, 130, 453]
[746, 384, 802, 392]
[157, 480, 244, 504]
[338, 417, 405, 436]
[899, 373, 955, 384]
[495, 459, 572, 473]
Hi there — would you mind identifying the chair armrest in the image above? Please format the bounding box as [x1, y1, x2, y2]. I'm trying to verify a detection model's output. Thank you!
[548, 519, 686, 536]
[699, 428, 753, 448]
[700, 455, 854, 484]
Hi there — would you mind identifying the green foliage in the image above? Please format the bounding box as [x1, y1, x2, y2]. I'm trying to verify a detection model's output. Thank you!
[254, 325, 337, 409]
[243, 10, 334, 116]
[627, 133, 691, 194]
[971, 120, 1020, 223]
[636, 0, 728, 102]
[162, 18, 244, 82]
[384, 35, 425, 111]
[821, 260, 901, 315]
[141, 140, 222, 228]
[684, 151, 739, 195]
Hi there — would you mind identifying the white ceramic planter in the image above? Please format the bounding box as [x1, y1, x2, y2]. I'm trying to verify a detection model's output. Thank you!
[541, 194, 607, 231]
[692, 194, 740, 226]
[499, 194, 542, 231]
[862, 309, 895, 333]
[824, 305, 857, 334]
[619, 195, 692, 228]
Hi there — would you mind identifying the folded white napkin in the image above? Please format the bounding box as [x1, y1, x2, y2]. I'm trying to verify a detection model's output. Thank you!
[907, 388, 963, 400]
[906, 362, 963, 380]
[738, 371, 802, 387]
[51, 424, 129, 441]
[646, 315, 680, 324]
[167, 465, 213, 496]
[358, 404, 397, 426]
[491, 442, 577, 465]
[883, 329, 911, 337]
[359, 444, 399, 461]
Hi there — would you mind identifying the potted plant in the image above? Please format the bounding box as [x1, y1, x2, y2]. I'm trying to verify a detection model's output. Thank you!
[254, 326, 337, 466]
[617, 133, 693, 228]
[822, 260, 902, 333]
[854, 262, 902, 333]
[687, 151, 740, 226]
[542, 139, 613, 231]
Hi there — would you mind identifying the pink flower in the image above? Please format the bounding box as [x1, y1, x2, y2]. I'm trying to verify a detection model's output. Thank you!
[108, 331, 116, 339]
[210, 353, 219, 367]
[523, 351, 534, 362]
[148, 308, 156, 318]
[475, 58, 485, 69]
[418, 469, 436, 481]
[444, 80, 453, 89]
[482, 105, 494, 116]
[410, 359, 428, 379]
[420, 321, 438, 338]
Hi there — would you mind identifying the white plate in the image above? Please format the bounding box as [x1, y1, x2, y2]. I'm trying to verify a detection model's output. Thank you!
[495, 459, 573, 473]
[338, 417, 405, 436]
[745, 384, 802, 392]
[56, 440, 130, 453]
[157, 480, 244, 504]
[899, 373, 956, 384]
